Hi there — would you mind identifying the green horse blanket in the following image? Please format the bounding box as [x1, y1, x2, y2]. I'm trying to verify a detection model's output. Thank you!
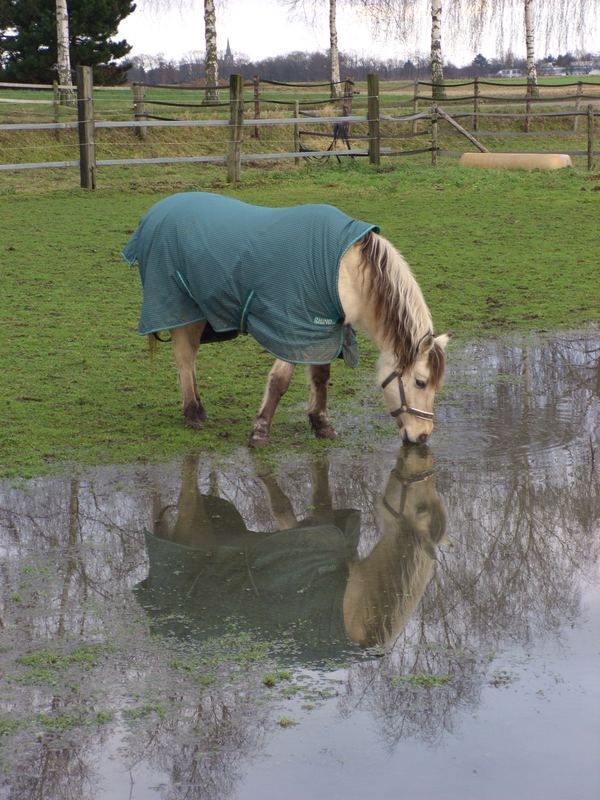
[122, 192, 378, 365]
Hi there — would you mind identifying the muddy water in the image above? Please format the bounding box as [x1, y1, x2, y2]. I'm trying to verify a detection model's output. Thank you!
[0, 330, 599, 800]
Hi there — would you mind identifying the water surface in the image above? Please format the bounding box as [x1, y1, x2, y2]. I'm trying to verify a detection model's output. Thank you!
[1, 330, 599, 800]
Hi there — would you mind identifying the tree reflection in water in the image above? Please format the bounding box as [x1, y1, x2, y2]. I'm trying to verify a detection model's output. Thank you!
[0, 331, 598, 798]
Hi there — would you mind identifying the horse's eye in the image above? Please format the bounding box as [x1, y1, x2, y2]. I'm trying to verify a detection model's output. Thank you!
[415, 379, 426, 389]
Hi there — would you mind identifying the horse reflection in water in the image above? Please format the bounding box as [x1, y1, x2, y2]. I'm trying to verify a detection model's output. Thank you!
[136, 450, 446, 662]
[343, 450, 447, 649]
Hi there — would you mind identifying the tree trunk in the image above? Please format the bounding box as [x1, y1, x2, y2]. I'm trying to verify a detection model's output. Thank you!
[329, 0, 341, 98]
[430, 0, 446, 100]
[204, 0, 219, 102]
[524, 0, 539, 97]
[55, 0, 74, 104]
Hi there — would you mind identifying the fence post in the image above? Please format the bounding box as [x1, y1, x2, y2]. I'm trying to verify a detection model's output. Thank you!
[588, 105, 595, 171]
[343, 76, 355, 116]
[431, 105, 438, 167]
[227, 73, 244, 183]
[473, 77, 480, 131]
[133, 83, 147, 141]
[76, 65, 96, 190]
[412, 79, 419, 133]
[294, 100, 300, 167]
[367, 73, 380, 166]
[253, 75, 260, 139]
[574, 81, 582, 132]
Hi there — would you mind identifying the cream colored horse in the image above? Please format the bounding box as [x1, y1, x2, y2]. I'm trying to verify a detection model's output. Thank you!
[343, 446, 447, 649]
[164, 231, 449, 447]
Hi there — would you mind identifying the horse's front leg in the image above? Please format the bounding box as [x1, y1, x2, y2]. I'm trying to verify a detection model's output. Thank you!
[308, 364, 337, 439]
[172, 321, 206, 429]
[254, 464, 298, 529]
[249, 359, 295, 448]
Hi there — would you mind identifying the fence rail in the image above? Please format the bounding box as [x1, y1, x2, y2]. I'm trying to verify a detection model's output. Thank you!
[0, 69, 598, 186]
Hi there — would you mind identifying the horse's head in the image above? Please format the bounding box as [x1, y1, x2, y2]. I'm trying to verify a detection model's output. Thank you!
[377, 333, 450, 444]
[343, 444, 447, 649]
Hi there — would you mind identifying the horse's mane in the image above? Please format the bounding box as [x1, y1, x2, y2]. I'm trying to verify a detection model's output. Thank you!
[359, 231, 445, 385]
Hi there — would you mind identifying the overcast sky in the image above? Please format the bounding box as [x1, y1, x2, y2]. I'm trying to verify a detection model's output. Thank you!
[117, 1, 600, 66]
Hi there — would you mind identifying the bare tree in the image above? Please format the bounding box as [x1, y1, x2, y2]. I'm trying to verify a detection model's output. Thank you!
[204, 0, 219, 101]
[457, 0, 599, 94]
[430, 0, 444, 96]
[354, 1, 447, 97]
[523, 0, 537, 92]
[136, 1, 222, 101]
[284, 1, 343, 96]
[55, 0, 75, 102]
[329, 0, 342, 95]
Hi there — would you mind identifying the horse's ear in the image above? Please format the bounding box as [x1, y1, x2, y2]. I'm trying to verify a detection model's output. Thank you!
[434, 333, 452, 351]
[418, 333, 435, 354]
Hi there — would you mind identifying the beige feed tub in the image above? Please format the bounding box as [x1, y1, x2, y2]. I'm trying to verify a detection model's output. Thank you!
[459, 153, 573, 170]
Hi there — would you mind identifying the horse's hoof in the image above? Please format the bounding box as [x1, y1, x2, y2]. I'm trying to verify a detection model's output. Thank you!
[249, 419, 270, 448]
[249, 434, 269, 449]
[315, 425, 337, 440]
[184, 404, 207, 429]
[309, 414, 337, 440]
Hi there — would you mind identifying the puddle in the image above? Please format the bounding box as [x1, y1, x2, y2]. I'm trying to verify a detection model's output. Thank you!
[1, 330, 599, 800]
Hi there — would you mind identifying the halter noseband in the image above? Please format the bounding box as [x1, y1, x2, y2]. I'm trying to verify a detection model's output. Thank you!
[382, 465, 436, 519]
[381, 371, 434, 422]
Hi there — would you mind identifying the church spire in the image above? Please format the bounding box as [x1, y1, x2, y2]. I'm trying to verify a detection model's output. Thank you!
[224, 39, 233, 68]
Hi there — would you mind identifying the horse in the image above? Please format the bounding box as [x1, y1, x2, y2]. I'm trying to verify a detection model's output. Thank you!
[141, 447, 446, 659]
[343, 445, 447, 649]
[123, 192, 449, 447]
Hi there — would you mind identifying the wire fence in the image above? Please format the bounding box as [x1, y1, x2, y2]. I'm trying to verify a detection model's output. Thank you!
[0, 71, 598, 187]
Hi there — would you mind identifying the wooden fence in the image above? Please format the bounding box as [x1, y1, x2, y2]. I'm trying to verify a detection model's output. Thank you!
[0, 68, 597, 188]
[411, 77, 600, 132]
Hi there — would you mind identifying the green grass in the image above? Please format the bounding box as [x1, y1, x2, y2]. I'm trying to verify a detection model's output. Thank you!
[0, 161, 598, 479]
[12, 645, 107, 684]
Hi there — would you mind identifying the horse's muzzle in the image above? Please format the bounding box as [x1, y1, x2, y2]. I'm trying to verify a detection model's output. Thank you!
[402, 430, 430, 446]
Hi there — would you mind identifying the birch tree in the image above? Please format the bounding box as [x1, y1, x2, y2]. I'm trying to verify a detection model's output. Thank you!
[354, 1, 447, 97]
[459, 0, 599, 95]
[137, 1, 223, 102]
[329, 0, 342, 95]
[55, 0, 75, 102]
[429, 0, 444, 97]
[203, 0, 219, 101]
[522, 0, 537, 93]
[284, 1, 343, 96]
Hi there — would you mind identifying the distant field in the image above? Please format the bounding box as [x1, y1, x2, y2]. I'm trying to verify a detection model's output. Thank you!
[1, 161, 598, 478]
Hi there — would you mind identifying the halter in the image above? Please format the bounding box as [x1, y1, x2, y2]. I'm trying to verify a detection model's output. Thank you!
[382, 465, 436, 519]
[381, 371, 434, 422]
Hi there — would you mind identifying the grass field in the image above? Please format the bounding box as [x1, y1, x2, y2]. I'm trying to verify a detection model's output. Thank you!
[1, 160, 599, 478]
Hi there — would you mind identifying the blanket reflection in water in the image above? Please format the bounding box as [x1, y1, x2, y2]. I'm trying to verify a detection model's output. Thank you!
[135, 450, 447, 664]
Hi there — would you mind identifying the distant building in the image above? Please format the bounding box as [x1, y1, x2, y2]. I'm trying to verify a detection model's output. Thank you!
[223, 39, 234, 70]
[496, 68, 523, 78]
[538, 66, 566, 76]
[567, 62, 592, 75]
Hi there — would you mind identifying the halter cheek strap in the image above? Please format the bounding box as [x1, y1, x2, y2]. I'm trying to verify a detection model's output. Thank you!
[381, 371, 434, 421]
[382, 466, 436, 518]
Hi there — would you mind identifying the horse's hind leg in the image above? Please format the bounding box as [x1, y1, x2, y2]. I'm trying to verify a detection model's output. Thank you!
[308, 364, 337, 439]
[172, 321, 207, 429]
[249, 359, 295, 448]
